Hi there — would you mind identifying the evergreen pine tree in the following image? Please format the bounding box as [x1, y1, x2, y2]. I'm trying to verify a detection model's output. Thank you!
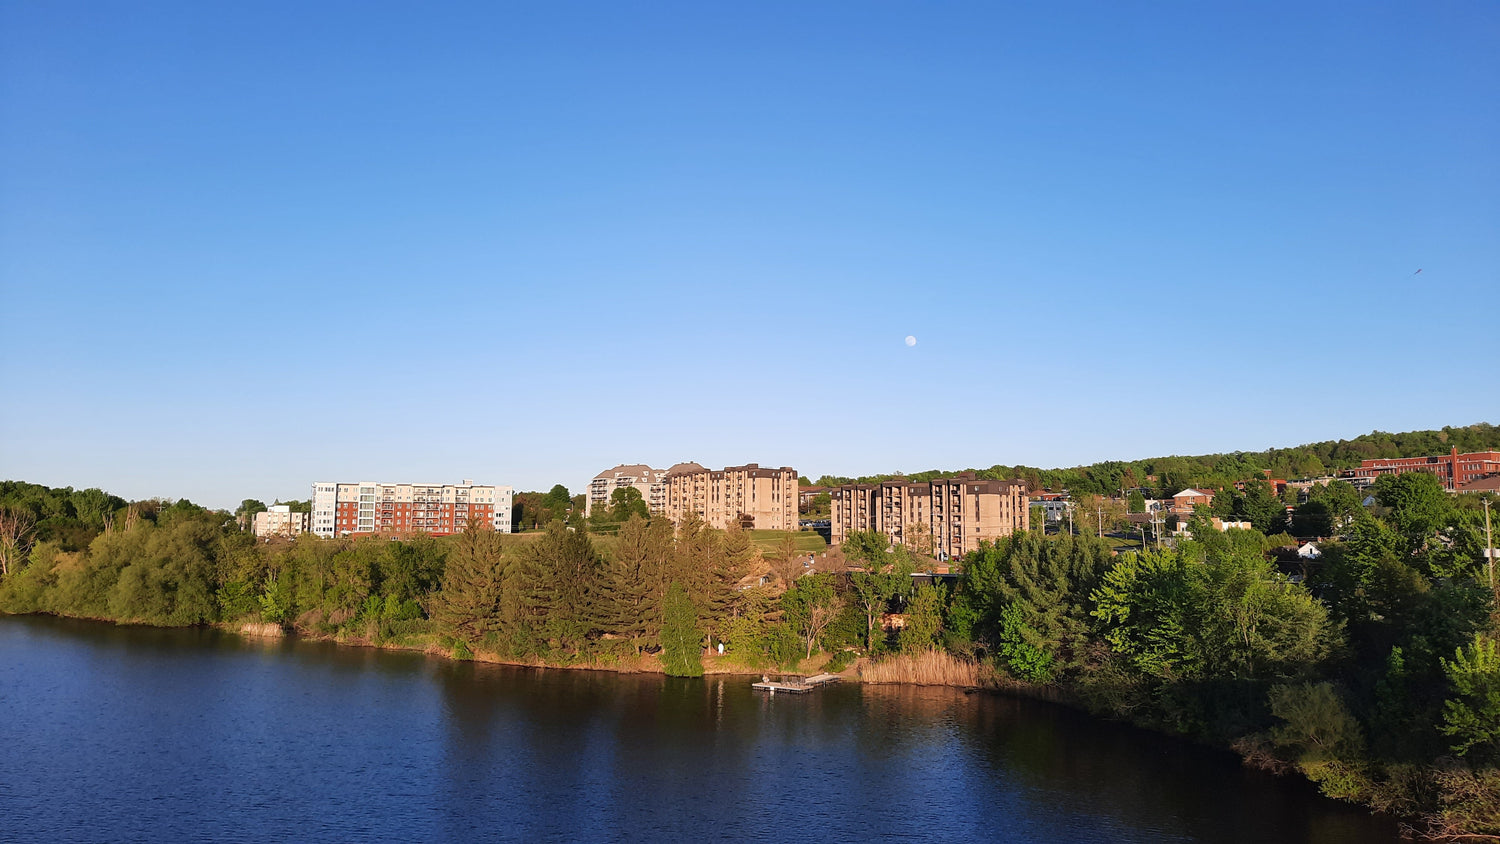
[432, 518, 506, 645]
[595, 515, 673, 652]
[661, 580, 703, 677]
[509, 521, 602, 655]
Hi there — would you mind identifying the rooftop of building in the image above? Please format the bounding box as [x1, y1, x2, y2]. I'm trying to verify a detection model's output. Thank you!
[592, 464, 662, 481]
[1458, 474, 1500, 493]
[834, 476, 1026, 493]
[664, 461, 709, 477]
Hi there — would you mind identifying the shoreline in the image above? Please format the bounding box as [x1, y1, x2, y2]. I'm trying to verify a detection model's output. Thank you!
[0, 610, 1458, 838]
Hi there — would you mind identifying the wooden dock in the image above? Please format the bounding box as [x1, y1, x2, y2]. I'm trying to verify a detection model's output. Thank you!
[751, 673, 840, 694]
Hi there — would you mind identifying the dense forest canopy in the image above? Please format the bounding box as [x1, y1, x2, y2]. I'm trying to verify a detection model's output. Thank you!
[811, 423, 1500, 496]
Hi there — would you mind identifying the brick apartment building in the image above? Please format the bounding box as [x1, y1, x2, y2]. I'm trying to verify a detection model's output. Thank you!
[311, 480, 512, 538]
[664, 462, 799, 531]
[585, 464, 669, 517]
[1171, 488, 1215, 514]
[831, 475, 1030, 561]
[1343, 448, 1500, 492]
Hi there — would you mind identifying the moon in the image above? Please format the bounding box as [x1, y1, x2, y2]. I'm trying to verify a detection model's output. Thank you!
[904, 335, 917, 347]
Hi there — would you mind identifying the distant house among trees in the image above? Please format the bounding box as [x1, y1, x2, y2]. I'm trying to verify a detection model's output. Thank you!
[1171, 488, 1215, 514]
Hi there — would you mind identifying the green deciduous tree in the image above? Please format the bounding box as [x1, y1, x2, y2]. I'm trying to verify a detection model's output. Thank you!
[1440, 634, 1500, 761]
[1092, 541, 1334, 681]
[1375, 472, 1452, 542]
[70, 488, 125, 530]
[235, 499, 268, 528]
[781, 573, 841, 660]
[608, 486, 649, 522]
[1308, 480, 1362, 533]
[845, 530, 913, 654]
[1241, 479, 1286, 535]
[260, 575, 294, 625]
[1291, 499, 1333, 538]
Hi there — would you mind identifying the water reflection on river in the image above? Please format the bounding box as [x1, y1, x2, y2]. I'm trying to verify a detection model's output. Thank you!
[0, 616, 1401, 842]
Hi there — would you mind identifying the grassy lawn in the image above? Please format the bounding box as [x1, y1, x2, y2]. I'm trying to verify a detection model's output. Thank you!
[747, 529, 828, 555]
[1103, 535, 1145, 553]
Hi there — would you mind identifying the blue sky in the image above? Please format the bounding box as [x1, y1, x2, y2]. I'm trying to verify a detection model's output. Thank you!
[2, 2, 1496, 509]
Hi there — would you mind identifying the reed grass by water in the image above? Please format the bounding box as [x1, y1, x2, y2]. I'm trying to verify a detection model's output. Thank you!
[858, 649, 986, 686]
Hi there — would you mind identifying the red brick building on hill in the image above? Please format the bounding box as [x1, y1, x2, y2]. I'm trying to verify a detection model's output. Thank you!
[1344, 448, 1500, 492]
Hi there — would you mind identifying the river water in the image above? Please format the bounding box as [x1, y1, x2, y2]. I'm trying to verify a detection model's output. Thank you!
[0, 615, 1402, 843]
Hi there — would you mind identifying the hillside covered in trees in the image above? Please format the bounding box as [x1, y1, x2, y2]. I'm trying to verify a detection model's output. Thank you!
[3, 422, 1499, 836]
[810, 422, 1500, 497]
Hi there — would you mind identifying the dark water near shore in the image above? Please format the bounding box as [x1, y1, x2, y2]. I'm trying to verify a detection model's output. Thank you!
[0, 616, 1402, 843]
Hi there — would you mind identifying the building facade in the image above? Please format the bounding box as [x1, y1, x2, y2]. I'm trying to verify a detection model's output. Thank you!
[585, 464, 669, 517]
[664, 462, 799, 531]
[1343, 448, 1500, 492]
[1171, 488, 1215, 514]
[831, 475, 1029, 561]
[252, 505, 309, 539]
[311, 480, 512, 538]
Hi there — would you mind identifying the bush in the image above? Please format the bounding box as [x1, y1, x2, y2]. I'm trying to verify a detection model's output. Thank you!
[216, 580, 260, 621]
[1269, 682, 1365, 762]
[1268, 681, 1371, 801]
[767, 623, 802, 670]
[824, 650, 856, 674]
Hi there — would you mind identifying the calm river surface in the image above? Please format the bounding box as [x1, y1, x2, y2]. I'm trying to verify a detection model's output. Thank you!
[0, 615, 1402, 843]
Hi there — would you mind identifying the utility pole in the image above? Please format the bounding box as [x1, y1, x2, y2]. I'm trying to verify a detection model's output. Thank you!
[1484, 496, 1496, 613]
[1097, 504, 1104, 539]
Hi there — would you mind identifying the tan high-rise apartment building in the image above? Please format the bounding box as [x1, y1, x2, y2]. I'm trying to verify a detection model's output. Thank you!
[585, 464, 670, 517]
[664, 463, 798, 531]
[831, 475, 1029, 561]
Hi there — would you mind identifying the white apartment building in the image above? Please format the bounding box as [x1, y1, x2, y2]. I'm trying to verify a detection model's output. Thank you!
[311, 479, 513, 538]
[252, 505, 310, 539]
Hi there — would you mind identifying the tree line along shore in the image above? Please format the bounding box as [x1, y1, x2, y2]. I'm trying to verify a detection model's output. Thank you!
[2, 461, 1499, 839]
